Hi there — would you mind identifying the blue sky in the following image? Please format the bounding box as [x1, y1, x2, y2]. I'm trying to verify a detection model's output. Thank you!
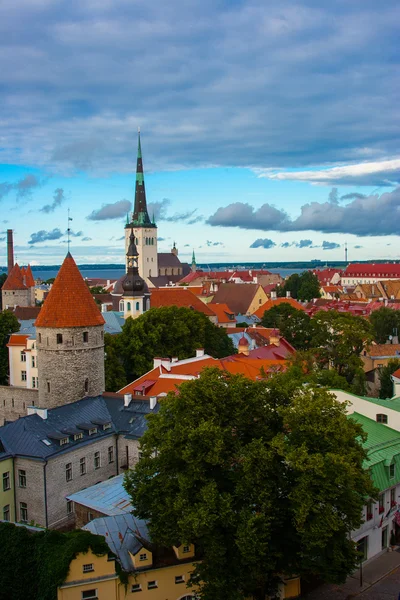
[0, 0, 399, 266]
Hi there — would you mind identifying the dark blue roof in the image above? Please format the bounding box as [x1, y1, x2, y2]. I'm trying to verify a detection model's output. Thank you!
[0, 395, 159, 460]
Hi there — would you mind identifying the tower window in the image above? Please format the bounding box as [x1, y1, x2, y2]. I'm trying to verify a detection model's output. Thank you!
[83, 332, 89, 343]
[38, 333, 42, 343]
[47, 381, 51, 393]
[127, 302, 131, 311]
[136, 302, 140, 311]
[84, 378, 89, 393]
[56, 334, 63, 344]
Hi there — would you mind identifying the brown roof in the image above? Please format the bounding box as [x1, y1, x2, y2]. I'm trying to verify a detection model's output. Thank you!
[2, 263, 27, 290]
[11, 306, 41, 320]
[211, 283, 263, 315]
[35, 253, 105, 328]
[157, 253, 182, 268]
[366, 344, 400, 357]
[149, 288, 215, 316]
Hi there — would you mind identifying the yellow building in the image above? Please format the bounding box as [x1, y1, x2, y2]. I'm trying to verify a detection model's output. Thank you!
[57, 514, 300, 600]
[0, 456, 15, 522]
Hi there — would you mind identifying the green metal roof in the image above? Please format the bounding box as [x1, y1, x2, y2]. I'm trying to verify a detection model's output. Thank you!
[350, 412, 400, 491]
[331, 389, 400, 413]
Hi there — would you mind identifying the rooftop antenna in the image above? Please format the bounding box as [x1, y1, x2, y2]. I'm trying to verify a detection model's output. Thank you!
[67, 208, 73, 252]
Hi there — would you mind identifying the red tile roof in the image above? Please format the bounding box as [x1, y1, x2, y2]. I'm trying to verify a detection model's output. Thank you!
[150, 288, 215, 316]
[7, 334, 30, 347]
[208, 302, 236, 323]
[35, 253, 105, 328]
[344, 263, 400, 278]
[253, 297, 305, 319]
[25, 265, 35, 287]
[392, 368, 400, 379]
[2, 264, 27, 290]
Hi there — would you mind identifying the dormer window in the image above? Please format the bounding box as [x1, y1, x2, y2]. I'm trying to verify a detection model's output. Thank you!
[60, 437, 69, 446]
[74, 433, 83, 441]
[103, 423, 111, 431]
[88, 427, 97, 435]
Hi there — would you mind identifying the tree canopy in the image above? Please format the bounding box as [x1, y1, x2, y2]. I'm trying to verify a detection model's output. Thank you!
[276, 271, 321, 301]
[104, 333, 127, 392]
[378, 358, 400, 399]
[113, 306, 235, 384]
[0, 310, 20, 385]
[125, 368, 375, 600]
[369, 306, 400, 344]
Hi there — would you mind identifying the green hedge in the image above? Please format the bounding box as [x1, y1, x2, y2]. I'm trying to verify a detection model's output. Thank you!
[0, 523, 111, 600]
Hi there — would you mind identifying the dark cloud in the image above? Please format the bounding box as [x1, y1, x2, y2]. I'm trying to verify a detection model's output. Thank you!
[208, 187, 400, 236]
[250, 238, 276, 249]
[328, 188, 339, 204]
[354, 245, 363, 248]
[341, 192, 366, 201]
[157, 237, 166, 241]
[280, 242, 291, 248]
[0, 174, 43, 201]
[82, 236, 92, 241]
[148, 199, 171, 221]
[184, 243, 190, 247]
[322, 241, 341, 250]
[0, 237, 5, 242]
[148, 198, 202, 224]
[28, 228, 63, 245]
[206, 240, 224, 247]
[298, 239, 313, 248]
[68, 230, 83, 237]
[40, 188, 66, 213]
[87, 199, 132, 221]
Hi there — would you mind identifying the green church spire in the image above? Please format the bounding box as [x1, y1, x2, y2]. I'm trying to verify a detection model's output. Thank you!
[130, 128, 153, 227]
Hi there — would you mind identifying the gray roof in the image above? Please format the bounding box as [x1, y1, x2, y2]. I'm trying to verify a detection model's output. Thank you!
[157, 253, 182, 268]
[84, 513, 150, 571]
[67, 474, 131, 515]
[17, 320, 36, 336]
[0, 395, 159, 460]
[102, 311, 124, 334]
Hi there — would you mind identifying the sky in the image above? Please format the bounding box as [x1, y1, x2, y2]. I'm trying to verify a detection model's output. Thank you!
[0, 0, 399, 266]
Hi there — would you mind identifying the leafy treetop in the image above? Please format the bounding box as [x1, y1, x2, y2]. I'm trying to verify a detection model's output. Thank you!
[276, 271, 321, 301]
[125, 368, 375, 600]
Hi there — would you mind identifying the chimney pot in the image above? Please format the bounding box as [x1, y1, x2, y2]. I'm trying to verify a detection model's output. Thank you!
[150, 396, 157, 410]
[196, 348, 205, 357]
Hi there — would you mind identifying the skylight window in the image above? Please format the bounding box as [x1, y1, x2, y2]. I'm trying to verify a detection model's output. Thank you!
[42, 439, 51, 446]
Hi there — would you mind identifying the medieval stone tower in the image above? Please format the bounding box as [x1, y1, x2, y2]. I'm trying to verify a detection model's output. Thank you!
[35, 252, 105, 409]
[125, 129, 158, 281]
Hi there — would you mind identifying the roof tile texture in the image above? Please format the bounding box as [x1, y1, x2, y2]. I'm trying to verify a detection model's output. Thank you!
[35, 253, 105, 328]
[2, 263, 27, 290]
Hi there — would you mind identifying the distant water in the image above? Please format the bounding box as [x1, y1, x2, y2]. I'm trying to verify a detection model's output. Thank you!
[30, 265, 305, 281]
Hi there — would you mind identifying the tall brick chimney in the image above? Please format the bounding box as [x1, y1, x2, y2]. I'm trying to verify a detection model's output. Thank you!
[7, 229, 14, 274]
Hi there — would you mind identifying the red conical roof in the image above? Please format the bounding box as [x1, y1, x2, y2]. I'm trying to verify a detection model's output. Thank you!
[238, 335, 248, 346]
[2, 263, 27, 290]
[25, 265, 35, 287]
[35, 253, 105, 328]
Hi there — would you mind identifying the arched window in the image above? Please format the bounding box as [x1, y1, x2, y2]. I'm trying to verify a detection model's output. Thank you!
[127, 302, 131, 311]
[119, 301, 124, 311]
[136, 302, 140, 311]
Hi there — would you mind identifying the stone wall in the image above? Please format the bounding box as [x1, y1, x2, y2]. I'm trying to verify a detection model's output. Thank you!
[1, 288, 33, 309]
[117, 435, 141, 470]
[0, 386, 39, 424]
[14, 457, 46, 526]
[37, 324, 105, 409]
[73, 502, 107, 529]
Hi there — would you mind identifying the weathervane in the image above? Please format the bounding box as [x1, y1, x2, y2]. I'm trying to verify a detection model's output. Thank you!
[67, 208, 73, 252]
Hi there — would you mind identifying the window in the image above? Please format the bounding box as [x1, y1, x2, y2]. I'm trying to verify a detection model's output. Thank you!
[75, 433, 83, 441]
[3, 472, 10, 491]
[87, 511, 94, 521]
[88, 427, 97, 435]
[377, 414, 388, 424]
[56, 333, 63, 344]
[391, 488, 396, 506]
[20, 502, 28, 522]
[379, 494, 385, 513]
[80, 457, 86, 475]
[31, 356, 36, 368]
[119, 301, 124, 311]
[66, 463, 72, 482]
[83, 331, 89, 343]
[32, 376, 38, 389]
[67, 500, 73, 514]
[21, 370, 27, 382]
[82, 564, 94, 573]
[84, 378, 89, 393]
[18, 469, 26, 488]
[131, 584, 142, 593]
[60, 437, 69, 446]
[147, 581, 158, 590]
[182, 545, 190, 553]
[136, 302, 140, 311]
[103, 422, 111, 431]
[390, 464, 396, 479]
[108, 446, 114, 463]
[47, 381, 51, 393]
[127, 302, 131, 311]
[366, 500, 373, 521]
[94, 452, 101, 469]
[81, 591, 97, 600]
[175, 575, 185, 584]
[38, 333, 41, 343]
[3, 505, 10, 521]
[139, 553, 147, 561]
[20, 351, 26, 362]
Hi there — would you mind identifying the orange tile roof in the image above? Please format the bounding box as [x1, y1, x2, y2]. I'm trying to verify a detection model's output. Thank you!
[150, 288, 215, 316]
[35, 253, 105, 328]
[25, 265, 35, 287]
[7, 334, 30, 347]
[2, 263, 27, 290]
[392, 368, 400, 379]
[253, 297, 305, 319]
[208, 302, 236, 323]
[366, 344, 400, 357]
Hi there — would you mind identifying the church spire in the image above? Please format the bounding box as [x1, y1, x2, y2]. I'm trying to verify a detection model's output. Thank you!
[131, 128, 152, 227]
[191, 249, 197, 272]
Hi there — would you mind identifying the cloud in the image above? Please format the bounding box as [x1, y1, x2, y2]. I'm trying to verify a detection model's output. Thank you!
[250, 238, 276, 249]
[40, 188, 66, 213]
[322, 241, 341, 250]
[280, 242, 291, 248]
[157, 237, 166, 241]
[208, 187, 400, 236]
[82, 236, 92, 241]
[297, 239, 313, 248]
[0, 174, 43, 201]
[354, 245, 363, 248]
[28, 228, 63, 244]
[68, 230, 83, 237]
[0, 237, 5, 242]
[148, 198, 171, 221]
[87, 199, 132, 220]
[328, 188, 339, 204]
[262, 159, 400, 187]
[206, 240, 224, 247]
[148, 198, 203, 224]
[184, 243, 190, 247]
[340, 192, 366, 200]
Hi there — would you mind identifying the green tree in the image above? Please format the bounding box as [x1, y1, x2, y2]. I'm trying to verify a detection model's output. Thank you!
[104, 333, 127, 392]
[260, 303, 299, 327]
[276, 271, 321, 301]
[0, 273, 7, 288]
[279, 310, 314, 350]
[378, 359, 400, 399]
[370, 307, 400, 344]
[125, 369, 375, 600]
[89, 285, 108, 294]
[0, 310, 20, 385]
[119, 306, 235, 381]
[44, 277, 55, 284]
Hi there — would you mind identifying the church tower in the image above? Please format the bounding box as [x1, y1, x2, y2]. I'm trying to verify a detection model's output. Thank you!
[119, 229, 150, 319]
[125, 129, 158, 282]
[35, 253, 105, 409]
[191, 249, 197, 272]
